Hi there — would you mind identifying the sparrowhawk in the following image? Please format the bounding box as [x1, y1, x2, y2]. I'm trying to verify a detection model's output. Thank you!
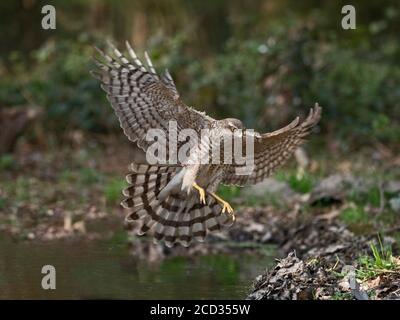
[92, 41, 322, 247]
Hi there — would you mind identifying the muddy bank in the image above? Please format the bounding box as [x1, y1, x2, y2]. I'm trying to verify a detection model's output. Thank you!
[240, 209, 400, 300]
[241, 176, 400, 300]
[247, 252, 400, 300]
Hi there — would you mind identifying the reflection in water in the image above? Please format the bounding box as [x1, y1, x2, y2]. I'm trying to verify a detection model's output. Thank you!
[0, 234, 275, 299]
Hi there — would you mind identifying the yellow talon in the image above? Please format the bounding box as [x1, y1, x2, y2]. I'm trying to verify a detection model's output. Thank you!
[193, 182, 206, 204]
[210, 192, 235, 222]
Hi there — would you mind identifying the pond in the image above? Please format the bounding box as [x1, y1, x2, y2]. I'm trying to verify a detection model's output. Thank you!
[0, 233, 276, 299]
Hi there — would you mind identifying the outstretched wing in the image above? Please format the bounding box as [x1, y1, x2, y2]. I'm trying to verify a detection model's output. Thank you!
[222, 104, 322, 186]
[91, 41, 214, 152]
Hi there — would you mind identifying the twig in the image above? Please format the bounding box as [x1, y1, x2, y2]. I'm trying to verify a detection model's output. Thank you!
[377, 180, 385, 216]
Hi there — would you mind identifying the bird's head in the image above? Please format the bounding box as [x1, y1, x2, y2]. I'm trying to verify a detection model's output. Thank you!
[220, 118, 245, 131]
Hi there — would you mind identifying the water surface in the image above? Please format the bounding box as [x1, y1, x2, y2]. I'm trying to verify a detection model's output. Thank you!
[0, 234, 275, 299]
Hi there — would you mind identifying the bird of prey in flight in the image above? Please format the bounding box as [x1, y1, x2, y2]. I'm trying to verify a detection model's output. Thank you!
[92, 41, 321, 247]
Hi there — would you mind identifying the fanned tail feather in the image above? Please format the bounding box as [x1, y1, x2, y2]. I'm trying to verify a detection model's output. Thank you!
[122, 163, 233, 247]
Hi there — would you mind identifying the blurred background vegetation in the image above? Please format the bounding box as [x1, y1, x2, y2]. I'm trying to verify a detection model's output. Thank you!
[0, 0, 399, 151]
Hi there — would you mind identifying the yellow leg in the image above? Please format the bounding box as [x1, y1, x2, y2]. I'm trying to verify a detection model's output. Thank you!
[193, 182, 206, 204]
[210, 192, 235, 222]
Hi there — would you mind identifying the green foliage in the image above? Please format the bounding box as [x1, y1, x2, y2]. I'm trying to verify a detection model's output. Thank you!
[110, 230, 129, 246]
[309, 49, 400, 144]
[245, 193, 287, 210]
[217, 183, 289, 209]
[0, 154, 16, 172]
[357, 238, 398, 281]
[0, 197, 6, 210]
[59, 167, 102, 185]
[14, 177, 32, 202]
[79, 168, 101, 185]
[217, 185, 242, 202]
[347, 187, 381, 207]
[0, 35, 116, 133]
[365, 188, 382, 208]
[370, 240, 393, 270]
[104, 178, 127, 205]
[331, 291, 353, 300]
[340, 206, 369, 224]
[0, 1, 399, 147]
[288, 174, 314, 194]
[59, 170, 75, 183]
[189, 39, 268, 125]
[276, 170, 314, 194]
